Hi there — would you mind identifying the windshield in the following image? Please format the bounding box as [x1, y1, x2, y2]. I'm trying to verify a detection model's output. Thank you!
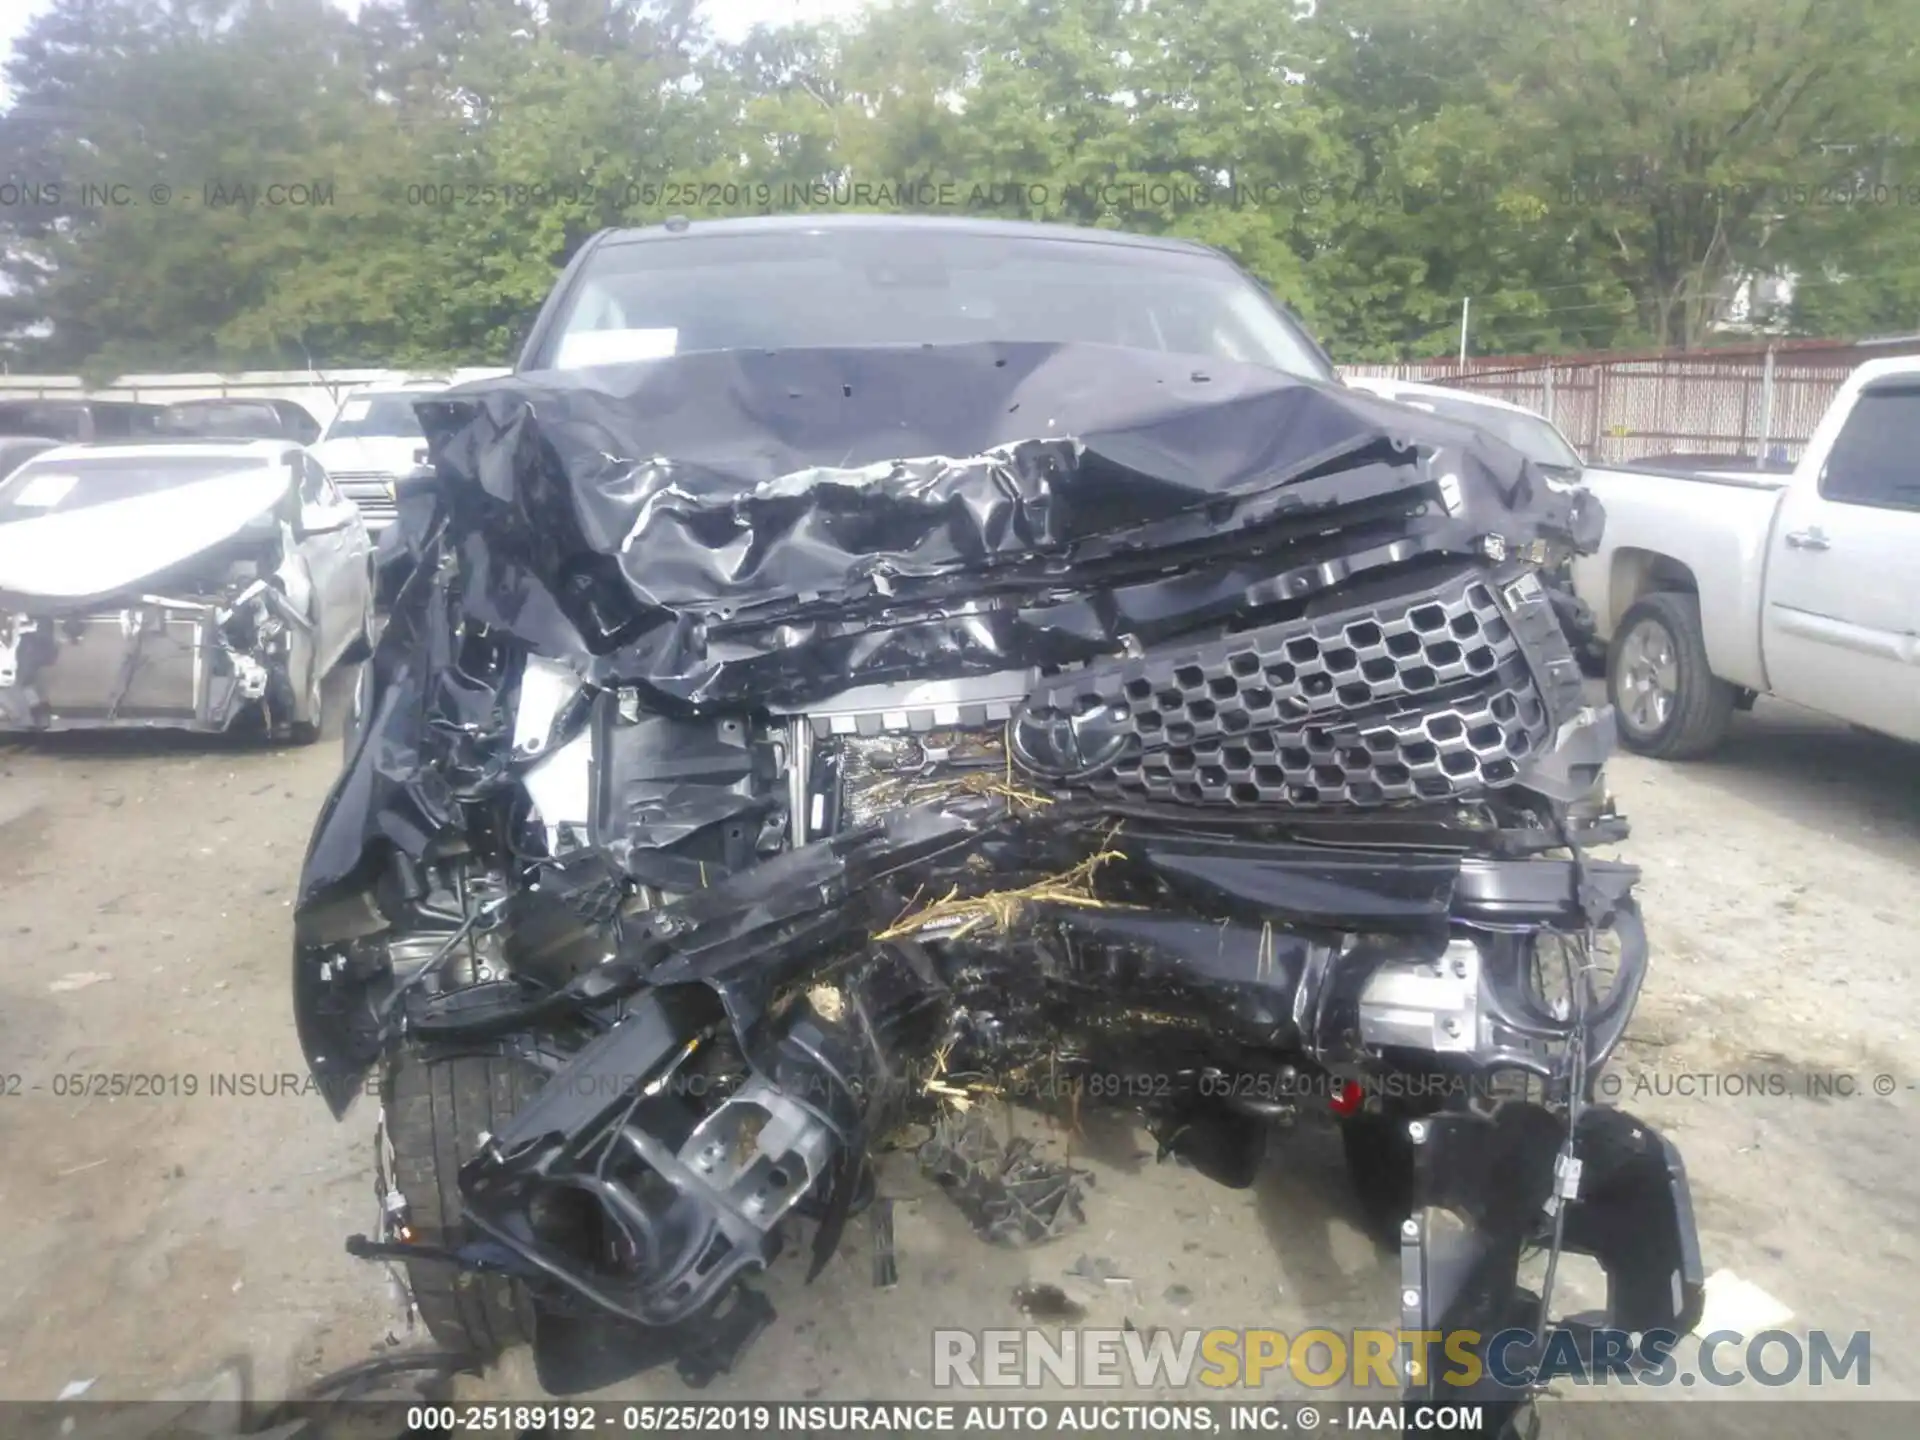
[324, 393, 432, 441]
[533, 229, 1336, 381]
[1398, 391, 1584, 471]
[0, 453, 267, 522]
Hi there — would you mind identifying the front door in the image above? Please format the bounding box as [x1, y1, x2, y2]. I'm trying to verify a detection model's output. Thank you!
[1760, 377, 1920, 741]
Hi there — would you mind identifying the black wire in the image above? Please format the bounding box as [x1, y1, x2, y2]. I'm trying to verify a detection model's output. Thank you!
[236, 1348, 488, 1436]
[298, 1348, 484, 1401]
[1531, 806, 1595, 1363]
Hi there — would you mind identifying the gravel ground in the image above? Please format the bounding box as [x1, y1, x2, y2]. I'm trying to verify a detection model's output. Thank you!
[0, 685, 1913, 1412]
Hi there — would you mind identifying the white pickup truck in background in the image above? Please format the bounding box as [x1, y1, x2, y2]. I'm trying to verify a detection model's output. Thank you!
[1571, 356, 1920, 757]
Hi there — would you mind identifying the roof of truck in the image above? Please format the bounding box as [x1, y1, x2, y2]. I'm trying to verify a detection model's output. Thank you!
[593, 212, 1227, 258]
[21, 438, 299, 466]
[1343, 375, 1554, 420]
[340, 378, 454, 396]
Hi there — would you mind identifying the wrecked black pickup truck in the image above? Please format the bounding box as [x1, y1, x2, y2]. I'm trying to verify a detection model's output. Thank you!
[293, 218, 1702, 1433]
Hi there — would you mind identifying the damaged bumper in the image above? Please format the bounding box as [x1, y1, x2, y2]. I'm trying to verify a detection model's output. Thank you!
[291, 340, 1698, 1408]
[0, 580, 309, 734]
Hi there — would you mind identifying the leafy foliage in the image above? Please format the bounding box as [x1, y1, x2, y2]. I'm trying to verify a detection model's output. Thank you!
[2, 0, 1916, 373]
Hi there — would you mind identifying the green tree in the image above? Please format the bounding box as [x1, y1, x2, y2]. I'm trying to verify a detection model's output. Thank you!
[6, 0, 1919, 374]
[1, 0, 395, 373]
[1430, 0, 1920, 349]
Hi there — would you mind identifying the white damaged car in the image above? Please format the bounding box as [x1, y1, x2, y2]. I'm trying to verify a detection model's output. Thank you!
[0, 439, 373, 740]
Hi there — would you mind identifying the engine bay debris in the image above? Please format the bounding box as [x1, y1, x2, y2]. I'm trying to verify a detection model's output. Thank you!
[918, 1112, 1091, 1246]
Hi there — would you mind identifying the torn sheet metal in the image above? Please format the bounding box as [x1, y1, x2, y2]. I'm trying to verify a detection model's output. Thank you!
[408, 340, 1597, 697]
[919, 1112, 1090, 1246]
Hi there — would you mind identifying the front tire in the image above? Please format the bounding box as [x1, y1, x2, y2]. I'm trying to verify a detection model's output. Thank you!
[385, 1052, 541, 1357]
[1607, 592, 1733, 759]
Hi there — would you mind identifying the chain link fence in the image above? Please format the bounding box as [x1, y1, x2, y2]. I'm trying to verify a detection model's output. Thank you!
[7, 342, 1918, 466]
[1342, 340, 1920, 465]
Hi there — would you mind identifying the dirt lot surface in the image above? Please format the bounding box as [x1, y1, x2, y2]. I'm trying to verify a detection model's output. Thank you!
[1, 686, 1914, 1412]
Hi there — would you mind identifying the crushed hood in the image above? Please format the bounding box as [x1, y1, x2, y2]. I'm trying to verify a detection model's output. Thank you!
[404, 341, 1600, 708]
[0, 466, 286, 604]
[298, 341, 1604, 912]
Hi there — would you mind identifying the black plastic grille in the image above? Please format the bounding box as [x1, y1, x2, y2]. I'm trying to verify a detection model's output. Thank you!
[1021, 567, 1555, 808]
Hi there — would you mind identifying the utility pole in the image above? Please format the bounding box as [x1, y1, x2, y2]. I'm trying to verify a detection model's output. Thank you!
[1458, 296, 1471, 366]
[1756, 344, 1775, 462]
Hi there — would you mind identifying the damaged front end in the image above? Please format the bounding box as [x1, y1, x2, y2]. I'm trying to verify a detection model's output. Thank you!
[0, 563, 312, 734]
[0, 452, 324, 736]
[292, 342, 1701, 1418]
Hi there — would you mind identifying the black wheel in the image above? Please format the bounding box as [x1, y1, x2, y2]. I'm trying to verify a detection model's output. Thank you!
[385, 1052, 542, 1356]
[1607, 591, 1734, 759]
